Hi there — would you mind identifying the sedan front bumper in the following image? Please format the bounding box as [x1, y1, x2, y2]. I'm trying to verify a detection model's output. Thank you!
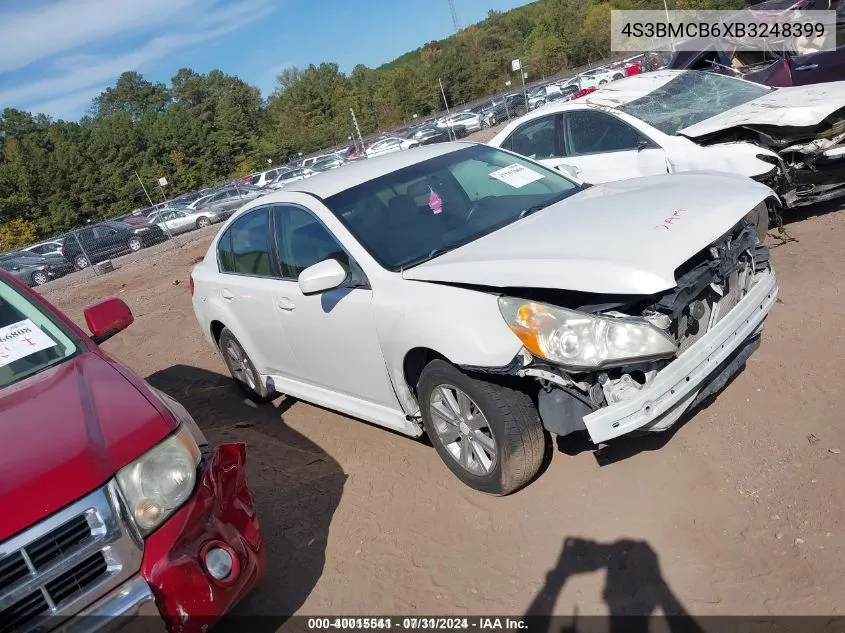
[583, 270, 779, 443]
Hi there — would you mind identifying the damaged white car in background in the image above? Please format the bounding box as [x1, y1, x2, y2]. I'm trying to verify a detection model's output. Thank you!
[191, 143, 778, 495]
[489, 70, 845, 210]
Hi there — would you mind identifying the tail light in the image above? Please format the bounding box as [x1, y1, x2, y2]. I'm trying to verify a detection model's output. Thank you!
[59, 245, 65, 256]
[196, 207, 205, 212]
[189, 274, 195, 296]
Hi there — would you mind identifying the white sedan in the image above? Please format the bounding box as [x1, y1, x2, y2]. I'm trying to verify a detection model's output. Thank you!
[190, 142, 778, 494]
[365, 136, 419, 157]
[489, 70, 845, 208]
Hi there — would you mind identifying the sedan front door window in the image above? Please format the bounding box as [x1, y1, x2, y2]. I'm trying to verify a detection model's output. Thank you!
[559, 110, 667, 183]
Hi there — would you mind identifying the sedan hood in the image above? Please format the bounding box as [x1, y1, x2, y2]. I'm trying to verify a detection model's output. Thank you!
[680, 82, 845, 139]
[402, 173, 771, 295]
[0, 352, 175, 541]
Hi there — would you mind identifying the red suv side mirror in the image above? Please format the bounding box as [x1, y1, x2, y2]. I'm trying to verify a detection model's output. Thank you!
[84, 298, 134, 344]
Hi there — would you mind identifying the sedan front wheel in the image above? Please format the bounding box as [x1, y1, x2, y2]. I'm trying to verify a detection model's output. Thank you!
[418, 360, 545, 495]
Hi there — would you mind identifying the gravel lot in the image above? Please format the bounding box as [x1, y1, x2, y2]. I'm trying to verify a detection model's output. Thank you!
[39, 201, 845, 623]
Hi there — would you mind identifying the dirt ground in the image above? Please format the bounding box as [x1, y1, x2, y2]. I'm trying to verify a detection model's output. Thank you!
[40, 203, 845, 623]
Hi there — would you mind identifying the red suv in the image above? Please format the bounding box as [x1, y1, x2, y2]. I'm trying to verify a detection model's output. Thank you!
[0, 272, 264, 632]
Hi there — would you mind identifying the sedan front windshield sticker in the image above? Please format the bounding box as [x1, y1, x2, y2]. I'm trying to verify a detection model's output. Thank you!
[0, 319, 57, 367]
[489, 163, 545, 188]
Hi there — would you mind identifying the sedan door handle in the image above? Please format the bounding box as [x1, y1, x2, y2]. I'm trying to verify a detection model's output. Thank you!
[277, 297, 296, 311]
[794, 63, 819, 71]
[221, 289, 234, 301]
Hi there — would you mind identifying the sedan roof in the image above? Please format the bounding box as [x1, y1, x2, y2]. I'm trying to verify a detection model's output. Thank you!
[289, 142, 472, 199]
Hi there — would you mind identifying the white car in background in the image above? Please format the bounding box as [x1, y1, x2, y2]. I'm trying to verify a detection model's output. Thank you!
[365, 136, 419, 157]
[489, 70, 845, 208]
[147, 207, 224, 235]
[253, 168, 285, 188]
[527, 84, 563, 110]
[21, 240, 64, 257]
[560, 67, 617, 93]
[266, 167, 315, 190]
[190, 142, 777, 495]
[438, 111, 483, 133]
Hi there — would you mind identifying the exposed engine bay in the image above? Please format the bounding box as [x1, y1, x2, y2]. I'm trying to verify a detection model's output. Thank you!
[499, 220, 772, 440]
[694, 113, 845, 207]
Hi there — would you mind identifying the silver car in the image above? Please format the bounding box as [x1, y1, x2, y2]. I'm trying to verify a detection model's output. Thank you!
[188, 186, 265, 216]
[147, 208, 225, 235]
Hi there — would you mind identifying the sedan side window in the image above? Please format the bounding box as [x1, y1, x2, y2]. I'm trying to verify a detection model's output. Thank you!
[503, 115, 560, 159]
[564, 110, 653, 155]
[273, 206, 349, 279]
[222, 209, 273, 276]
[217, 228, 234, 272]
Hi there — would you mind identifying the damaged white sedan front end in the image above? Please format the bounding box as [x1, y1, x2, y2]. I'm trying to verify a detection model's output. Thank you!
[498, 224, 777, 444]
[403, 170, 780, 447]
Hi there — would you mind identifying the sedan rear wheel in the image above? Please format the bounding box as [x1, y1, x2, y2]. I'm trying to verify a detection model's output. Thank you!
[196, 216, 211, 229]
[418, 360, 545, 495]
[74, 254, 90, 270]
[218, 327, 276, 403]
[31, 270, 49, 286]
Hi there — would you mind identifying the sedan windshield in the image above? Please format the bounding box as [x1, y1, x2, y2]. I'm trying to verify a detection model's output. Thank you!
[618, 71, 772, 135]
[0, 278, 80, 389]
[324, 145, 580, 271]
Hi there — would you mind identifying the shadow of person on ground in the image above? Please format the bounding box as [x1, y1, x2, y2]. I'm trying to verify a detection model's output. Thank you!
[147, 365, 347, 632]
[524, 537, 705, 633]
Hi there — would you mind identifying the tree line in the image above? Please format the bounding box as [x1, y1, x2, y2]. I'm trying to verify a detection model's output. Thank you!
[0, 0, 746, 248]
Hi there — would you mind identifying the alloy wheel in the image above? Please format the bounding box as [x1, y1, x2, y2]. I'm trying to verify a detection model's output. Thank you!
[32, 271, 49, 285]
[225, 340, 257, 391]
[428, 384, 497, 476]
[128, 237, 142, 251]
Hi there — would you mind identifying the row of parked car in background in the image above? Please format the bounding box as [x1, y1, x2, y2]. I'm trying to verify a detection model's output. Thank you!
[20, 18, 842, 289]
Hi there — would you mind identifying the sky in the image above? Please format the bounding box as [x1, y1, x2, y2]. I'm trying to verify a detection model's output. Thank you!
[0, 0, 534, 121]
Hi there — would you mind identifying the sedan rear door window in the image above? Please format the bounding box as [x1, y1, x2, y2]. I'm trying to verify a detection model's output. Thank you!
[503, 115, 561, 159]
[222, 209, 273, 276]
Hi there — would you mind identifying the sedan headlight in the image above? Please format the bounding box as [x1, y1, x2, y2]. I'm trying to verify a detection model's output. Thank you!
[498, 297, 677, 370]
[115, 425, 200, 534]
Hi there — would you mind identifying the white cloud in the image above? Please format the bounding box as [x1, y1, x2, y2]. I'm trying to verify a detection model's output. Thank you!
[3, 0, 278, 117]
[51, 54, 103, 73]
[0, 0, 205, 73]
[25, 86, 108, 121]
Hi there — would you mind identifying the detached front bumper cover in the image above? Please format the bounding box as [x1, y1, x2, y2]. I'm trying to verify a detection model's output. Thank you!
[584, 270, 778, 443]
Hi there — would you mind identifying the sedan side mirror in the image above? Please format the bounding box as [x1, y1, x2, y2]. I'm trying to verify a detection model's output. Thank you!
[298, 259, 348, 295]
[84, 297, 134, 345]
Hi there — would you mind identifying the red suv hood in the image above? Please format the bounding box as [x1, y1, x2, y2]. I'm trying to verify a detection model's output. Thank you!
[0, 351, 175, 542]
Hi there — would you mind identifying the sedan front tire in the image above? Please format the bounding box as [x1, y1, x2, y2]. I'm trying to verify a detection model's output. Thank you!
[417, 359, 545, 495]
